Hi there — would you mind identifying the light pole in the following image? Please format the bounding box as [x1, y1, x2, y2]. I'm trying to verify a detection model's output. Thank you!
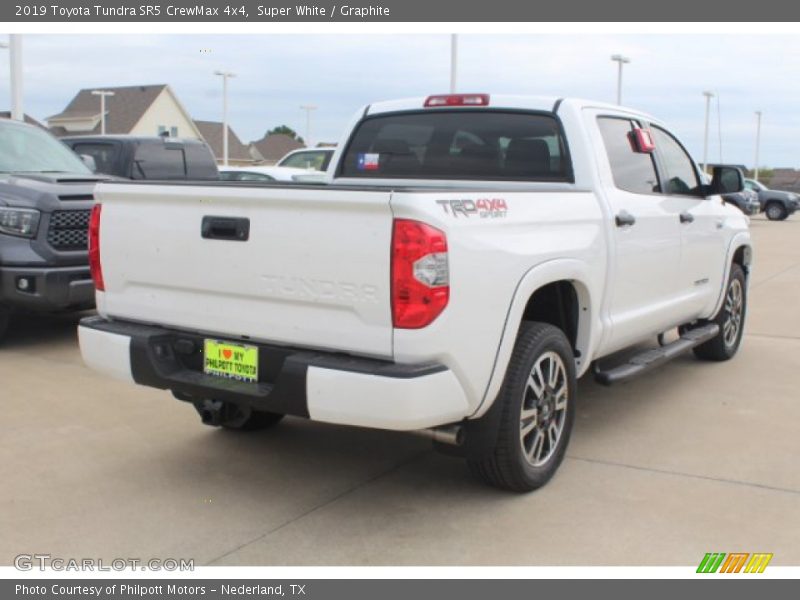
[300, 105, 317, 148]
[4, 35, 23, 121]
[450, 34, 458, 93]
[91, 90, 115, 135]
[214, 70, 236, 166]
[754, 111, 762, 181]
[610, 54, 630, 105]
[702, 91, 715, 174]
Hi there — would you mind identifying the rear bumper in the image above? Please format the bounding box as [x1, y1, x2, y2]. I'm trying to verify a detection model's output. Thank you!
[0, 264, 94, 311]
[78, 316, 470, 431]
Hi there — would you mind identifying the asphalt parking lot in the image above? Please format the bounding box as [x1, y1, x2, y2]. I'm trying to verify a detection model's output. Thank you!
[2, 215, 799, 567]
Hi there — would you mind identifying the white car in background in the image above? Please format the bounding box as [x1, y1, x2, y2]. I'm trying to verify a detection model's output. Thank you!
[277, 148, 335, 171]
[218, 165, 309, 182]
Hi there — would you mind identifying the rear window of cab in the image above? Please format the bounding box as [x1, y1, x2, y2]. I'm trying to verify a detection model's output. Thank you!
[339, 110, 572, 181]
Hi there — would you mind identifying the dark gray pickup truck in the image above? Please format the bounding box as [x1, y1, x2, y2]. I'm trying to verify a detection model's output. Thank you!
[0, 119, 107, 340]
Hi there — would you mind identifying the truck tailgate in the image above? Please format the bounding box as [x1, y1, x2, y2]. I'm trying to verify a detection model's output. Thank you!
[94, 183, 395, 358]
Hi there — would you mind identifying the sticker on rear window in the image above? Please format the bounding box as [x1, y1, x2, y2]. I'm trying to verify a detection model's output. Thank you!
[357, 153, 380, 171]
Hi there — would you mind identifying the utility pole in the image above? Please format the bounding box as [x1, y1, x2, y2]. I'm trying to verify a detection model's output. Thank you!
[610, 54, 630, 105]
[9, 35, 23, 121]
[754, 111, 762, 181]
[91, 90, 115, 135]
[702, 91, 715, 174]
[300, 105, 317, 147]
[214, 70, 236, 166]
[450, 34, 458, 93]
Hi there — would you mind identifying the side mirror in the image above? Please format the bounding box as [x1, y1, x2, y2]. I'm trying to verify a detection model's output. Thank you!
[80, 154, 97, 173]
[708, 165, 744, 195]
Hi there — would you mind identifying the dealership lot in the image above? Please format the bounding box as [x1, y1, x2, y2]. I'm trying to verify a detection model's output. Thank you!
[1, 215, 798, 567]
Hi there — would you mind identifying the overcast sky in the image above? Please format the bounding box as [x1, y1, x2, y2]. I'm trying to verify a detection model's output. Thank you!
[2, 34, 799, 167]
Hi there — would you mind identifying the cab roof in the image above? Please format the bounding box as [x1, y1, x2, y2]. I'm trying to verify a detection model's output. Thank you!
[365, 94, 658, 123]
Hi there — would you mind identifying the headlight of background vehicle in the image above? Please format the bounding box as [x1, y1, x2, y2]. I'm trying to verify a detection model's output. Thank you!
[0, 207, 41, 238]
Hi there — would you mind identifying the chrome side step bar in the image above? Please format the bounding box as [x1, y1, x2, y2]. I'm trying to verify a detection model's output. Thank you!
[593, 323, 720, 386]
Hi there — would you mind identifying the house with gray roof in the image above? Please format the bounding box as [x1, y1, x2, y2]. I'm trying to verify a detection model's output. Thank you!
[248, 133, 305, 165]
[193, 120, 253, 165]
[47, 84, 202, 140]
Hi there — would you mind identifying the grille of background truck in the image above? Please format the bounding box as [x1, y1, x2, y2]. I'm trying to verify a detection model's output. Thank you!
[47, 210, 91, 251]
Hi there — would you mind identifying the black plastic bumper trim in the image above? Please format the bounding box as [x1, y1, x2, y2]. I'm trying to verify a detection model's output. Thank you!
[79, 316, 447, 416]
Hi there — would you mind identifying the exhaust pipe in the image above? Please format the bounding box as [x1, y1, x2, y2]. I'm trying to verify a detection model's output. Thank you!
[410, 424, 464, 446]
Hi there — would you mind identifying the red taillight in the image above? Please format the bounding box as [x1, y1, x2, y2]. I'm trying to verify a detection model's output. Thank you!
[424, 93, 490, 108]
[391, 219, 449, 329]
[88, 203, 104, 291]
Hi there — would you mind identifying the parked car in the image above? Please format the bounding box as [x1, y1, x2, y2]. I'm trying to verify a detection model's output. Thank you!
[276, 147, 335, 171]
[722, 188, 761, 216]
[0, 119, 108, 340]
[744, 178, 799, 221]
[79, 94, 751, 492]
[61, 135, 218, 181]
[219, 165, 309, 182]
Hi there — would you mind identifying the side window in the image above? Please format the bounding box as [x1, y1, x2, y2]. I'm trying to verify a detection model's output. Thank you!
[238, 172, 274, 181]
[597, 117, 660, 194]
[132, 143, 186, 180]
[650, 126, 701, 196]
[71, 142, 118, 176]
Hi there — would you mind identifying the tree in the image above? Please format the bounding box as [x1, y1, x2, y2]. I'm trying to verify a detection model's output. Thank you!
[266, 125, 304, 144]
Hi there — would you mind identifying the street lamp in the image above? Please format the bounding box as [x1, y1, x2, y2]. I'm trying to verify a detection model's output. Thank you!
[91, 90, 115, 135]
[450, 34, 458, 94]
[299, 105, 317, 148]
[754, 111, 763, 181]
[610, 54, 630, 105]
[2, 35, 23, 121]
[214, 70, 236, 166]
[702, 91, 715, 174]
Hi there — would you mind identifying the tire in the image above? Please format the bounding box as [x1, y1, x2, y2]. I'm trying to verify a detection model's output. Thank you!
[692, 263, 747, 361]
[765, 202, 788, 221]
[468, 322, 577, 492]
[194, 399, 284, 432]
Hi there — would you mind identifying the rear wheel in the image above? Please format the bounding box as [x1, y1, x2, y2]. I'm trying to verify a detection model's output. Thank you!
[468, 322, 576, 492]
[194, 399, 284, 431]
[692, 263, 747, 361]
[765, 202, 788, 221]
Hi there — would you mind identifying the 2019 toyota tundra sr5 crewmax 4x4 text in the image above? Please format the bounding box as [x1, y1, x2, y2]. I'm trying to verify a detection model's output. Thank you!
[78, 95, 752, 492]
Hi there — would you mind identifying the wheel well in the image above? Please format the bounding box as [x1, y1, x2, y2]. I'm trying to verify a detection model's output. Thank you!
[732, 245, 752, 274]
[521, 281, 579, 351]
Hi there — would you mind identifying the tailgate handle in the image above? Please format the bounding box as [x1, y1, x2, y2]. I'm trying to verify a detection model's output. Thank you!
[201, 216, 250, 241]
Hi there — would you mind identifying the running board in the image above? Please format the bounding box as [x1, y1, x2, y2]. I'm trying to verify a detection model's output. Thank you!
[593, 323, 720, 386]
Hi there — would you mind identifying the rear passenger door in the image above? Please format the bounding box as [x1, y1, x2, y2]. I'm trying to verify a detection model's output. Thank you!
[591, 114, 687, 354]
[649, 125, 724, 315]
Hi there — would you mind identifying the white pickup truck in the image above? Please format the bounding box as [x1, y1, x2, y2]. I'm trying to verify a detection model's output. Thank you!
[79, 94, 752, 492]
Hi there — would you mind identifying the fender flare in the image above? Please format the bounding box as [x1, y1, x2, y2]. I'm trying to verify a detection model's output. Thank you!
[469, 258, 599, 420]
[708, 232, 753, 319]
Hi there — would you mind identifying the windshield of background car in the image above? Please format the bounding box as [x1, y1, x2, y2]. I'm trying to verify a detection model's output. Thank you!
[340, 110, 571, 181]
[0, 122, 91, 174]
[279, 150, 332, 171]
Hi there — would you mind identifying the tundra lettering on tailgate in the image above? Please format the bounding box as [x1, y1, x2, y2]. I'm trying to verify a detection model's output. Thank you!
[261, 275, 379, 303]
[437, 198, 508, 219]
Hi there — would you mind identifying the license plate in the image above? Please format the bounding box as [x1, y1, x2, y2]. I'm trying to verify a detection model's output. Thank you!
[203, 339, 259, 383]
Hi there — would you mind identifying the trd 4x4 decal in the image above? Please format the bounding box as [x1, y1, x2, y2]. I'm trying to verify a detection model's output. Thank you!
[436, 198, 508, 218]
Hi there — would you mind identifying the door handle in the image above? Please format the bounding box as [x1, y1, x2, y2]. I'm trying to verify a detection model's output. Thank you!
[615, 210, 636, 227]
[201, 216, 250, 241]
[679, 211, 695, 224]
